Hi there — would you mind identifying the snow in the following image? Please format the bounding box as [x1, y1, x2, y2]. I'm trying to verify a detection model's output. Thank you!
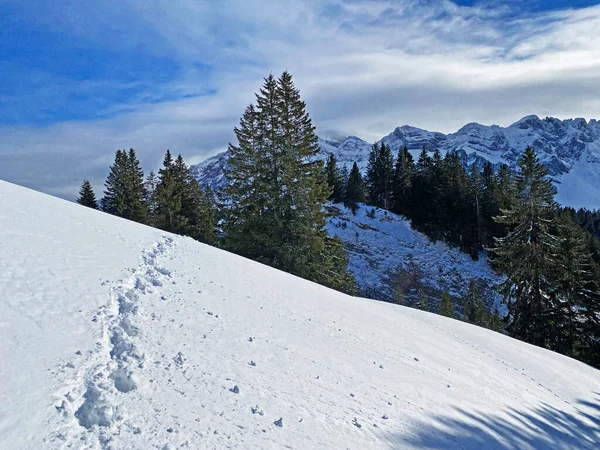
[1, 179, 599, 449]
[191, 115, 600, 210]
[325, 204, 501, 303]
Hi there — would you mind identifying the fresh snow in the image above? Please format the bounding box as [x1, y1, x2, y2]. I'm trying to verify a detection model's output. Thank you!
[325, 203, 501, 302]
[1, 179, 599, 450]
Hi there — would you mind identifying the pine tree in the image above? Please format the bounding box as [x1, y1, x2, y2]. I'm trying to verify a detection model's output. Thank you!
[392, 146, 414, 216]
[222, 71, 356, 294]
[345, 162, 366, 214]
[102, 149, 127, 215]
[553, 214, 600, 363]
[154, 151, 216, 244]
[144, 171, 158, 226]
[492, 147, 561, 347]
[77, 179, 98, 209]
[468, 162, 484, 255]
[410, 147, 435, 235]
[439, 291, 454, 318]
[416, 288, 429, 311]
[324, 153, 344, 203]
[124, 148, 148, 224]
[339, 164, 349, 202]
[101, 149, 147, 223]
[440, 151, 471, 250]
[366, 142, 394, 209]
[462, 280, 484, 324]
[154, 150, 183, 233]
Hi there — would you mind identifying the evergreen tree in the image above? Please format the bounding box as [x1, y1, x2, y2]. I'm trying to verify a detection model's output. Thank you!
[222, 71, 356, 294]
[339, 164, 349, 202]
[492, 147, 561, 347]
[468, 162, 484, 254]
[439, 291, 454, 318]
[154, 150, 182, 233]
[324, 153, 345, 203]
[392, 146, 414, 216]
[553, 214, 600, 364]
[102, 149, 127, 215]
[77, 179, 98, 209]
[416, 288, 429, 311]
[366, 142, 394, 209]
[101, 149, 147, 223]
[439, 151, 471, 250]
[345, 162, 367, 214]
[154, 151, 216, 244]
[462, 280, 484, 324]
[124, 148, 148, 223]
[144, 171, 159, 226]
[410, 148, 435, 235]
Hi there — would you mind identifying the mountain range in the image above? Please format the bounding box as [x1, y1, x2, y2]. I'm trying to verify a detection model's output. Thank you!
[191, 115, 600, 210]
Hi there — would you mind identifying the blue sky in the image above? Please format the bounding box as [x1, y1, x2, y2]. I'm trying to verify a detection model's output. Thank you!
[1, 0, 600, 198]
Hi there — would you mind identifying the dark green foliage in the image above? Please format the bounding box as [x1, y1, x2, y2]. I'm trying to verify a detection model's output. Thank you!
[573, 207, 600, 241]
[492, 146, 561, 347]
[101, 149, 147, 223]
[439, 291, 454, 318]
[324, 153, 345, 202]
[222, 71, 356, 294]
[462, 280, 486, 325]
[416, 288, 429, 311]
[345, 162, 366, 214]
[552, 214, 600, 365]
[154, 150, 182, 232]
[144, 171, 158, 226]
[154, 150, 216, 244]
[366, 142, 394, 209]
[392, 146, 414, 216]
[77, 179, 98, 209]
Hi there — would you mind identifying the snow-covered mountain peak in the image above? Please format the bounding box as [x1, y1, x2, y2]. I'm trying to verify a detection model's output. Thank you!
[190, 115, 600, 209]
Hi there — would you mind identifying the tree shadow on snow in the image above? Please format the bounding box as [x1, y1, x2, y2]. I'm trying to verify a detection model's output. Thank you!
[384, 393, 600, 449]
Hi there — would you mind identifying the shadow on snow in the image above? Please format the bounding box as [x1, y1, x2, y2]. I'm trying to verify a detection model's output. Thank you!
[385, 393, 600, 449]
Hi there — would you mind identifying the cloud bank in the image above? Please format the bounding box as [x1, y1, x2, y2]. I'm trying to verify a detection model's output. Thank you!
[1, 0, 600, 198]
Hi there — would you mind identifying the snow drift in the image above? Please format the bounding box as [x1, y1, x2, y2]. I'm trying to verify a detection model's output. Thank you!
[1, 179, 599, 449]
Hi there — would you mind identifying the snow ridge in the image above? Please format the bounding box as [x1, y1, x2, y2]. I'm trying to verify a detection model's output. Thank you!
[51, 237, 175, 448]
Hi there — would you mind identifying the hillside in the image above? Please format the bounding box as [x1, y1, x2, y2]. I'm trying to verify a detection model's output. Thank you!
[325, 204, 500, 303]
[1, 180, 599, 449]
[191, 115, 600, 209]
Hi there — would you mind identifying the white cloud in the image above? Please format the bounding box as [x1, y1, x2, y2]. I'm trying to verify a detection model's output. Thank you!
[2, 0, 600, 198]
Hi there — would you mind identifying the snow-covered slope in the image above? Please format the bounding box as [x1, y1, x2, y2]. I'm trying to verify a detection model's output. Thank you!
[1, 180, 599, 450]
[190, 115, 600, 209]
[325, 204, 500, 303]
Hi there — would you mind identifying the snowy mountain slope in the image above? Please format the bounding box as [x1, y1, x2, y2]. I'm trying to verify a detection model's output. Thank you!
[2, 180, 600, 450]
[325, 204, 501, 303]
[190, 115, 600, 208]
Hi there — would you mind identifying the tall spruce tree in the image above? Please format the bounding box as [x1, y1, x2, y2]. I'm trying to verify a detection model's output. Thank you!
[154, 151, 216, 244]
[553, 214, 600, 364]
[492, 147, 561, 347]
[366, 142, 394, 209]
[392, 146, 414, 216]
[154, 150, 182, 233]
[77, 179, 99, 209]
[324, 153, 345, 203]
[144, 171, 158, 226]
[102, 149, 147, 223]
[410, 148, 435, 235]
[462, 280, 485, 324]
[223, 71, 356, 294]
[439, 291, 454, 318]
[345, 162, 366, 214]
